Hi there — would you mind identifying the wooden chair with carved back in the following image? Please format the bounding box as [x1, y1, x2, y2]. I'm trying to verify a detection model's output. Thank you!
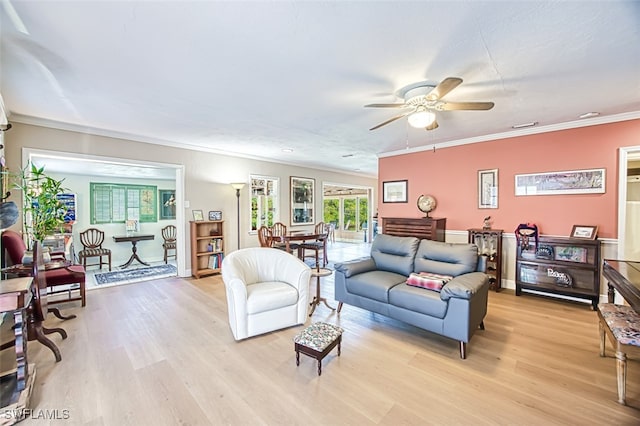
[78, 228, 112, 271]
[161, 225, 177, 264]
[257, 225, 273, 247]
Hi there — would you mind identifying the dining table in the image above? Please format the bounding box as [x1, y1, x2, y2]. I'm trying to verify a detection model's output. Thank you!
[273, 231, 328, 261]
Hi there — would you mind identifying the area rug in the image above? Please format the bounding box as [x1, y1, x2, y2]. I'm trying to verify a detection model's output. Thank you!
[94, 264, 177, 286]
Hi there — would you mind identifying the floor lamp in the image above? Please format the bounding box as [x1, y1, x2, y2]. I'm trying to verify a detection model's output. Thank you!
[230, 183, 245, 250]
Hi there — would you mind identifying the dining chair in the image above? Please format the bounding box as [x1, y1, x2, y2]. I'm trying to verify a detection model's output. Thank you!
[270, 222, 299, 254]
[161, 225, 177, 264]
[299, 222, 328, 268]
[78, 228, 112, 271]
[257, 225, 273, 247]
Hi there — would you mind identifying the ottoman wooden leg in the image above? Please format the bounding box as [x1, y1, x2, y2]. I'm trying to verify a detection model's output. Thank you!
[296, 351, 300, 367]
[317, 360, 322, 376]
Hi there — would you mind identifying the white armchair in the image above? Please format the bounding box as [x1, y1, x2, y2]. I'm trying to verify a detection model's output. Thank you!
[222, 247, 311, 340]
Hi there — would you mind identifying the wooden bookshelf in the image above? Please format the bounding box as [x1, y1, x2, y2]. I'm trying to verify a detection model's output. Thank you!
[190, 220, 224, 278]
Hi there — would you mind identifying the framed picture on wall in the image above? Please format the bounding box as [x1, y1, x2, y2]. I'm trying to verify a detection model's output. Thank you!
[478, 169, 498, 209]
[290, 176, 314, 226]
[382, 180, 408, 203]
[159, 189, 176, 220]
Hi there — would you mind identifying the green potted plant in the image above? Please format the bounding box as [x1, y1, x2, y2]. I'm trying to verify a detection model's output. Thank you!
[13, 163, 68, 254]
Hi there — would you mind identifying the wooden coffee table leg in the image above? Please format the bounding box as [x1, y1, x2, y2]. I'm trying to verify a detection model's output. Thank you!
[32, 323, 62, 362]
[49, 307, 76, 320]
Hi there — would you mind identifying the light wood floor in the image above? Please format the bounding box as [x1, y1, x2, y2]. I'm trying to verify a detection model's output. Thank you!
[13, 243, 640, 425]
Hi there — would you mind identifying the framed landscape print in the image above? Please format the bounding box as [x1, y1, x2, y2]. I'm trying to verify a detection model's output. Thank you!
[515, 168, 605, 196]
[290, 176, 314, 226]
[382, 180, 408, 203]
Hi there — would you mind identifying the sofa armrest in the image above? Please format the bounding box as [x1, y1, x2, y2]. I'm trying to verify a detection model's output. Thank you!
[476, 255, 487, 273]
[334, 257, 377, 278]
[440, 272, 489, 301]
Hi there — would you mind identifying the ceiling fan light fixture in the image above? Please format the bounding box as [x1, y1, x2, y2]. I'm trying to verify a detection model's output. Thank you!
[407, 109, 436, 128]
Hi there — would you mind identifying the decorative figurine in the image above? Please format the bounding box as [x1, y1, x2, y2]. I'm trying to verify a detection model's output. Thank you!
[483, 216, 491, 230]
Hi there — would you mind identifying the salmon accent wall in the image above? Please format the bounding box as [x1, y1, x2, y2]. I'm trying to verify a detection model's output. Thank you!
[378, 119, 640, 239]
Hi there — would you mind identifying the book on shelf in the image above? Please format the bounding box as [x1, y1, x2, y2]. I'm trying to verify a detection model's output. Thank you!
[209, 238, 223, 252]
[207, 253, 224, 269]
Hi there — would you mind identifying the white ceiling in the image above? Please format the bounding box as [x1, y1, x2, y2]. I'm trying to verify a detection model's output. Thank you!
[2, 1, 640, 178]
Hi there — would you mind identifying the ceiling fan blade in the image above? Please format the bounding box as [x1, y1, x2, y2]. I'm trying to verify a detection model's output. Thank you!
[441, 101, 495, 111]
[369, 111, 412, 130]
[426, 77, 463, 101]
[425, 119, 439, 131]
[364, 103, 409, 108]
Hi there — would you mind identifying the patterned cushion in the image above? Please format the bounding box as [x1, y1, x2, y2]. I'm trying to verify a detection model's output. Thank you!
[293, 322, 343, 352]
[406, 272, 453, 292]
[599, 303, 640, 347]
[79, 248, 111, 257]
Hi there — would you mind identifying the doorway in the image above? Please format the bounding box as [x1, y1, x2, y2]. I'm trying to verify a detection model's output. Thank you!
[617, 146, 640, 261]
[22, 148, 187, 278]
[322, 183, 373, 243]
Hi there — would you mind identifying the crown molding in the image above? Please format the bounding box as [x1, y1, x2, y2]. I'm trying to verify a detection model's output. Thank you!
[378, 111, 640, 159]
[8, 114, 376, 179]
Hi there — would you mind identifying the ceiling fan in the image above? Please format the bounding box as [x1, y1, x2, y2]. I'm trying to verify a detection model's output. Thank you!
[365, 77, 494, 131]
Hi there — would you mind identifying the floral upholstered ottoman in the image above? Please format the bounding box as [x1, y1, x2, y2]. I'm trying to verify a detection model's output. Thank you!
[294, 322, 343, 375]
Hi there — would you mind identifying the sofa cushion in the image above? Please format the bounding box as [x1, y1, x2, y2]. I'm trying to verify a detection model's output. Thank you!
[414, 239, 478, 277]
[389, 283, 448, 319]
[345, 270, 407, 303]
[371, 234, 420, 276]
[406, 272, 453, 292]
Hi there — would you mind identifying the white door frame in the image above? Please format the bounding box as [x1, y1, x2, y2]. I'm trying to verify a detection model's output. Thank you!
[617, 146, 640, 259]
[321, 181, 375, 242]
[21, 148, 187, 277]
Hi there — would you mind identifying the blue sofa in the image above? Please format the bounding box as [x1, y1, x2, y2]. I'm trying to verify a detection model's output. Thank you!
[334, 234, 490, 358]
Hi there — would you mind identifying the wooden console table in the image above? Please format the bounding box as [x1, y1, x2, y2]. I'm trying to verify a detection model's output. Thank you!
[113, 234, 155, 268]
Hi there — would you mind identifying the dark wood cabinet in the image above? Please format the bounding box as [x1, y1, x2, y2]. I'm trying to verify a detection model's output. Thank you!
[381, 217, 446, 241]
[468, 228, 503, 291]
[515, 235, 601, 310]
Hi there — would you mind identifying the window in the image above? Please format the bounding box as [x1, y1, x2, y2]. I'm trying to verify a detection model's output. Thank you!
[250, 175, 279, 231]
[90, 183, 157, 224]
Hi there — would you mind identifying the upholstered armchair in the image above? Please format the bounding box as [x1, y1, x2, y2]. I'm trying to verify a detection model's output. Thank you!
[222, 247, 311, 340]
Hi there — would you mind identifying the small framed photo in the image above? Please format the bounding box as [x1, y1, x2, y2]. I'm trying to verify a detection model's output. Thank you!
[570, 225, 598, 240]
[192, 209, 204, 221]
[209, 210, 222, 221]
[382, 180, 408, 203]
